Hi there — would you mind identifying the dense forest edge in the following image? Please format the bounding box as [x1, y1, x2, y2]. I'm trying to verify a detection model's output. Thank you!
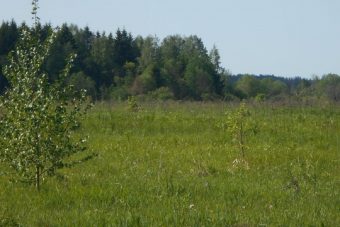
[1, 20, 340, 103]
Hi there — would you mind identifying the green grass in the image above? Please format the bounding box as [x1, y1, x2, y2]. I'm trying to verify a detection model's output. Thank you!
[1, 102, 339, 226]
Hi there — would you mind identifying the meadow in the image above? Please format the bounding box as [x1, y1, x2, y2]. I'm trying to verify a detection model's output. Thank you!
[0, 101, 339, 226]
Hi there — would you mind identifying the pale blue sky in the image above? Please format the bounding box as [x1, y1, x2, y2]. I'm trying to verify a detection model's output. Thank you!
[1, 0, 340, 78]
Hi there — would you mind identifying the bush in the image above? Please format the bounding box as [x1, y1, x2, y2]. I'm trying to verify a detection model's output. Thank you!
[147, 87, 174, 101]
[111, 86, 130, 101]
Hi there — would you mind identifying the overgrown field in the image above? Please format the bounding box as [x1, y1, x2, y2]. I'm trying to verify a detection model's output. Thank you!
[1, 102, 339, 226]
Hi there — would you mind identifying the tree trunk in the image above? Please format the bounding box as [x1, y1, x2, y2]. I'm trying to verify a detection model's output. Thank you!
[36, 165, 40, 191]
[240, 122, 245, 158]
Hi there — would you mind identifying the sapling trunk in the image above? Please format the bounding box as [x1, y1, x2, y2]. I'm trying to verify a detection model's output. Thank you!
[35, 165, 40, 191]
[240, 121, 245, 158]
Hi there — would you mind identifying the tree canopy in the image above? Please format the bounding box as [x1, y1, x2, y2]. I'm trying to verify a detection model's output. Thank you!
[0, 21, 339, 102]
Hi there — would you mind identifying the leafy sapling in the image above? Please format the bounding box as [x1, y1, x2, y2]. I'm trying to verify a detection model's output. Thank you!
[0, 0, 90, 190]
[127, 96, 140, 112]
[226, 102, 254, 158]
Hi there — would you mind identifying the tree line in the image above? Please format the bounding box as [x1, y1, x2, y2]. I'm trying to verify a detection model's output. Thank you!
[1, 20, 339, 102]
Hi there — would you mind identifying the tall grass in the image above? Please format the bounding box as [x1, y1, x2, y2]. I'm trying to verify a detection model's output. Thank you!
[1, 102, 339, 226]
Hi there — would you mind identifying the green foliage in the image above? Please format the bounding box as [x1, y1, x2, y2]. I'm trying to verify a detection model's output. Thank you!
[0, 2, 89, 190]
[225, 102, 255, 158]
[137, 36, 160, 72]
[147, 87, 174, 101]
[184, 57, 214, 98]
[255, 93, 266, 102]
[45, 24, 76, 82]
[112, 29, 139, 76]
[110, 86, 129, 101]
[131, 64, 158, 94]
[0, 20, 18, 56]
[236, 75, 263, 98]
[68, 71, 96, 99]
[0, 20, 340, 102]
[127, 96, 139, 112]
[318, 74, 340, 101]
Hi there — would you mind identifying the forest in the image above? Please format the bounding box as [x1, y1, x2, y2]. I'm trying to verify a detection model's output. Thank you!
[1, 20, 340, 102]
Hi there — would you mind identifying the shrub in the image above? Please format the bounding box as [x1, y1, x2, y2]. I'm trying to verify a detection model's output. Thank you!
[147, 87, 174, 101]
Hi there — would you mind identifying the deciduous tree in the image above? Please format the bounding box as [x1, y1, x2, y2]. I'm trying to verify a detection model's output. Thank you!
[0, 0, 89, 190]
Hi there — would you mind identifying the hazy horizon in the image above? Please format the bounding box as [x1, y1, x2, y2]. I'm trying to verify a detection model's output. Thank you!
[1, 0, 339, 78]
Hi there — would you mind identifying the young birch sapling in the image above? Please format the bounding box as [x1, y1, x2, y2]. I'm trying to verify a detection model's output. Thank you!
[226, 102, 255, 158]
[0, 0, 90, 190]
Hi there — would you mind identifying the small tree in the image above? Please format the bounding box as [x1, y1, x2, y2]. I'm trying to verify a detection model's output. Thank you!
[226, 102, 253, 158]
[0, 0, 89, 190]
[127, 96, 140, 112]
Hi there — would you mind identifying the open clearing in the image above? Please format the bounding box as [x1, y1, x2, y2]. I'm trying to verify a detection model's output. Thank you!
[1, 102, 339, 226]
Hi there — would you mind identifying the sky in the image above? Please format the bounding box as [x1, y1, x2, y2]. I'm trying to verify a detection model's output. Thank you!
[1, 0, 340, 78]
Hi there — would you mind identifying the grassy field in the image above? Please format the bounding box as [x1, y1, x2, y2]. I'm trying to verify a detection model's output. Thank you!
[0, 101, 339, 226]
